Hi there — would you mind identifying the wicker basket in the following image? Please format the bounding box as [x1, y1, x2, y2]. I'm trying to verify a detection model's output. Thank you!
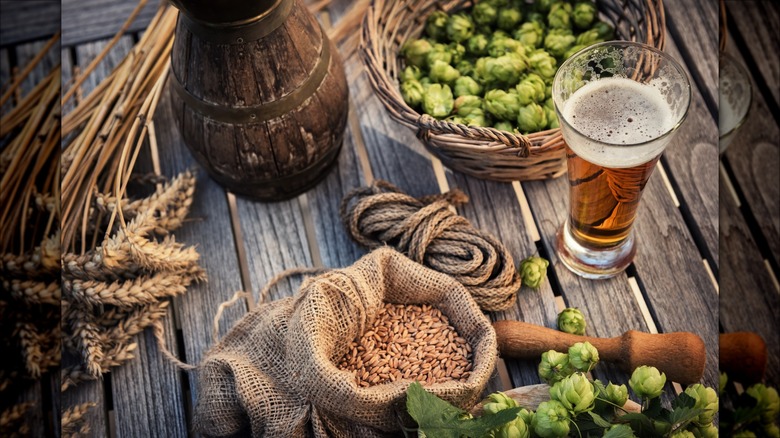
[360, 0, 666, 182]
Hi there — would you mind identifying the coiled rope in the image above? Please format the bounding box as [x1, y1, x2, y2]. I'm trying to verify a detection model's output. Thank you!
[340, 180, 521, 312]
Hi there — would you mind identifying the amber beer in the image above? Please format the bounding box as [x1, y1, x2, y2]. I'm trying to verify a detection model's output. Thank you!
[554, 68, 688, 278]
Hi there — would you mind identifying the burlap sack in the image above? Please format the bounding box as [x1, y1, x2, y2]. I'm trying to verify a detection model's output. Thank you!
[195, 247, 497, 437]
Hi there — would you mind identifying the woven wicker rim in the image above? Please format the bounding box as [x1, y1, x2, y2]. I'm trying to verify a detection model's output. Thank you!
[360, 0, 667, 181]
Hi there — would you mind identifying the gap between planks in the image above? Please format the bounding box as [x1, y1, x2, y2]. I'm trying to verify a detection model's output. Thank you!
[226, 192, 255, 310]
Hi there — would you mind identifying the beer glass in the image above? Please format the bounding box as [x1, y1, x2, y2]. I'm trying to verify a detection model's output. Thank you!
[552, 41, 691, 279]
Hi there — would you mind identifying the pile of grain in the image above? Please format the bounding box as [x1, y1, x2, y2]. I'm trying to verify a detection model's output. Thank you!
[337, 303, 473, 387]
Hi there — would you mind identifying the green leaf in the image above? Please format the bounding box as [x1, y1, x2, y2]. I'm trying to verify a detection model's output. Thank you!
[406, 382, 521, 438]
[588, 411, 612, 428]
[642, 397, 662, 419]
[616, 413, 662, 438]
[602, 424, 637, 438]
[667, 406, 704, 429]
[671, 392, 696, 410]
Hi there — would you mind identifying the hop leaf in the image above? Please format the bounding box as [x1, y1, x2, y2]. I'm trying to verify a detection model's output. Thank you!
[519, 256, 549, 288]
[557, 307, 586, 335]
[629, 365, 667, 400]
[568, 341, 599, 372]
[531, 400, 571, 438]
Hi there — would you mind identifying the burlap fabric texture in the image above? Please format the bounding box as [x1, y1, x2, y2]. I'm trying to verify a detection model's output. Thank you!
[194, 247, 498, 437]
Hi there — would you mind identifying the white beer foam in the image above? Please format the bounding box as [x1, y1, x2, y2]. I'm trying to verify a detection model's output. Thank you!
[561, 77, 675, 168]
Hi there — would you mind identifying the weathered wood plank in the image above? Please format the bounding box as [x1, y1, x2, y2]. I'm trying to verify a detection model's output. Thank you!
[659, 37, 720, 268]
[723, 34, 780, 268]
[74, 36, 134, 97]
[61, 47, 76, 116]
[61, 354, 109, 438]
[720, 171, 780, 387]
[0, 48, 11, 115]
[14, 39, 59, 96]
[631, 173, 720, 389]
[0, 1, 60, 47]
[62, 0, 158, 47]
[726, 0, 780, 106]
[445, 173, 560, 387]
[111, 317, 188, 438]
[154, 93, 246, 409]
[663, 0, 718, 111]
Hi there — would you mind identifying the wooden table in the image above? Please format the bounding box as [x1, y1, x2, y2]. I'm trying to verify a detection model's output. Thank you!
[0, 0, 776, 436]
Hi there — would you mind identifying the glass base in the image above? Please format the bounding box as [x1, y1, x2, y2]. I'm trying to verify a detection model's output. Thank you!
[555, 220, 636, 279]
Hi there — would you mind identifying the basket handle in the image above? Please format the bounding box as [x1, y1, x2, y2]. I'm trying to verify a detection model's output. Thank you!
[415, 114, 532, 157]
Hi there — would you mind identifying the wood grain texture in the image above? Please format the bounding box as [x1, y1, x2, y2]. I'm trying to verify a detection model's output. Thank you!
[74, 36, 134, 96]
[631, 173, 719, 389]
[0, 1, 60, 47]
[61, 0, 157, 47]
[445, 173, 559, 387]
[61, 47, 76, 115]
[14, 39, 59, 95]
[726, 0, 780, 106]
[724, 34, 780, 267]
[663, 0, 719, 109]
[660, 37, 720, 267]
[111, 316, 188, 438]
[153, 94, 246, 408]
[0, 48, 10, 115]
[522, 176, 653, 389]
[61, 354, 109, 438]
[720, 174, 780, 387]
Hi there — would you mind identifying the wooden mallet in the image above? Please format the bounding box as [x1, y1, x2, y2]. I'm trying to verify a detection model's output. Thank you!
[494, 320, 707, 385]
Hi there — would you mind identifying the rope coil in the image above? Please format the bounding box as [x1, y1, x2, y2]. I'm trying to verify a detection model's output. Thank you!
[340, 180, 521, 312]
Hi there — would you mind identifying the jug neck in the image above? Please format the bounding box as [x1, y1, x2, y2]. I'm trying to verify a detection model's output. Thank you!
[170, 0, 294, 44]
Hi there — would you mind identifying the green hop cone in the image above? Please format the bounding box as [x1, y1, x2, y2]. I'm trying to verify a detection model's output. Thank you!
[564, 44, 587, 60]
[544, 29, 576, 59]
[535, 0, 555, 13]
[426, 43, 452, 67]
[402, 39, 433, 69]
[466, 34, 489, 56]
[473, 2, 498, 27]
[697, 423, 719, 438]
[765, 423, 780, 438]
[719, 372, 728, 394]
[497, 8, 523, 31]
[538, 350, 573, 384]
[446, 13, 474, 43]
[401, 80, 425, 107]
[429, 60, 461, 85]
[455, 60, 475, 77]
[575, 28, 603, 47]
[733, 431, 757, 438]
[545, 106, 559, 129]
[494, 121, 515, 132]
[604, 382, 629, 407]
[454, 95, 482, 115]
[483, 391, 519, 415]
[517, 102, 547, 132]
[526, 11, 546, 26]
[528, 50, 558, 79]
[485, 89, 522, 121]
[592, 20, 616, 40]
[453, 76, 482, 97]
[604, 424, 637, 438]
[518, 256, 549, 288]
[463, 109, 489, 127]
[515, 73, 547, 104]
[488, 36, 527, 58]
[532, 400, 571, 438]
[670, 431, 696, 438]
[572, 2, 597, 29]
[568, 341, 599, 372]
[476, 55, 528, 87]
[549, 373, 597, 414]
[684, 384, 719, 426]
[557, 307, 586, 335]
[513, 21, 545, 49]
[629, 365, 667, 399]
[425, 11, 449, 41]
[518, 408, 534, 426]
[746, 383, 780, 424]
[495, 417, 530, 438]
[448, 43, 466, 64]
[547, 2, 573, 29]
[422, 84, 454, 119]
[400, 65, 423, 83]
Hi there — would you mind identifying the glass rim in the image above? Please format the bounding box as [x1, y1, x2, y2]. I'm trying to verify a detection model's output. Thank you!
[552, 41, 692, 149]
[719, 51, 753, 140]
